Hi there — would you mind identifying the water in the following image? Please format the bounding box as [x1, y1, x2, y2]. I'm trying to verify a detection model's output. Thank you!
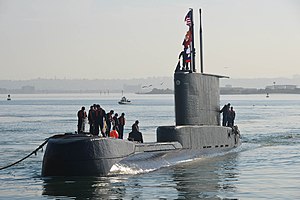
[0, 93, 299, 199]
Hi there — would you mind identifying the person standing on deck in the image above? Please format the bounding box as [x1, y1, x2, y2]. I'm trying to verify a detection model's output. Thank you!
[105, 110, 114, 137]
[82, 108, 87, 132]
[92, 105, 100, 136]
[220, 103, 230, 126]
[112, 113, 119, 131]
[118, 113, 126, 139]
[77, 106, 87, 133]
[100, 105, 106, 136]
[88, 106, 94, 134]
[228, 106, 236, 127]
[95, 104, 106, 137]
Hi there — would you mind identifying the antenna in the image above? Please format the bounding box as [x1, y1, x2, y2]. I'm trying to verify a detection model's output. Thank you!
[199, 9, 204, 73]
[190, 8, 196, 72]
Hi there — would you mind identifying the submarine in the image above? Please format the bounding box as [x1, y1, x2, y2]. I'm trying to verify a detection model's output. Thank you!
[41, 9, 241, 177]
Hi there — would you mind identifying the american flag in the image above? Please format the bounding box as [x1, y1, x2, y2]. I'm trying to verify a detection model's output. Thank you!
[184, 10, 192, 26]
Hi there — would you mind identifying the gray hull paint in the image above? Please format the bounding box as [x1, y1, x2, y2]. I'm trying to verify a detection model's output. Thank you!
[42, 135, 135, 176]
[42, 73, 241, 176]
[157, 125, 240, 149]
[119, 126, 240, 171]
[42, 126, 239, 177]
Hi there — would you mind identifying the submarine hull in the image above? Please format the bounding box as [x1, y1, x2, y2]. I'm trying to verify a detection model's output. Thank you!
[42, 125, 240, 177]
[41, 134, 184, 177]
[41, 135, 135, 176]
[41, 72, 241, 177]
[118, 125, 240, 173]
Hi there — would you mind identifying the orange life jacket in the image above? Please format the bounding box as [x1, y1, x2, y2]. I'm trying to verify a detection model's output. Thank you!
[109, 130, 119, 139]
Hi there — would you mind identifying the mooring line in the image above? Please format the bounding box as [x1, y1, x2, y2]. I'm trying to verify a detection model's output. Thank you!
[0, 139, 49, 171]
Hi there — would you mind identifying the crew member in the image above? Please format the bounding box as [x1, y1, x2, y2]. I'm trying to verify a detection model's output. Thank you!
[178, 51, 188, 71]
[118, 113, 126, 139]
[95, 104, 105, 137]
[228, 106, 236, 127]
[112, 113, 119, 131]
[105, 110, 114, 137]
[88, 105, 95, 134]
[77, 106, 87, 133]
[220, 103, 230, 126]
[128, 120, 143, 143]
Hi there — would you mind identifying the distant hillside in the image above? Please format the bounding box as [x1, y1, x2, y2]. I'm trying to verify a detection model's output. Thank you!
[1, 75, 300, 94]
[220, 86, 300, 94]
[142, 88, 173, 94]
[0, 77, 173, 94]
[139, 87, 300, 95]
[220, 75, 300, 89]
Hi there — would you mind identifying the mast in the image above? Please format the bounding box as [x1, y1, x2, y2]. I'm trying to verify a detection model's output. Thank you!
[190, 9, 196, 72]
[199, 9, 204, 73]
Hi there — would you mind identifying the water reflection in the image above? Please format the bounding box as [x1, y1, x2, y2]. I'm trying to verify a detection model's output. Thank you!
[42, 175, 127, 199]
[171, 152, 240, 199]
[42, 152, 240, 199]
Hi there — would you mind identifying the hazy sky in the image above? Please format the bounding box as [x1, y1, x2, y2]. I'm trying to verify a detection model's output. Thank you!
[0, 0, 299, 80]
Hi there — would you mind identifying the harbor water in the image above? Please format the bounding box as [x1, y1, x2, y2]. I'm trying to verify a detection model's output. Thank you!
[0, 93, 299, 199]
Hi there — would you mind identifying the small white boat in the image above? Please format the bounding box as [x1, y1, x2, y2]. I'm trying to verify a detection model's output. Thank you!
[118, 96, 131, 104]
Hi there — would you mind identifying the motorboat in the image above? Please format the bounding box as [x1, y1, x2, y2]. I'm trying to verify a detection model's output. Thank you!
[118, 96, 131, 104]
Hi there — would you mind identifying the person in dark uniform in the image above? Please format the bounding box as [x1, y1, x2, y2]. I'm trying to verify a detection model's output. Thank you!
[88, 106, 94, 134]
[95, 104, 106, 137]
[112, 113, 119, 131]
[178, 51, 188, 71]
[132, 120, 139, 132]
[100, 106, 106, 135]
[77, 106, 86, 133]
[220, 103, 230, 126]
[105, 110, 114, 137]
[118, 113, 126, 139]
[228, 106, 236, 127]
[128, 120, 143, 143]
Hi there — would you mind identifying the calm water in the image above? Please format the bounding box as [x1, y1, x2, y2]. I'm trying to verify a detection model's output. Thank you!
[0, 93, 299, 199]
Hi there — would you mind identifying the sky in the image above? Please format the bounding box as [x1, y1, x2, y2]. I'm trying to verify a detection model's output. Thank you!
[0, 0, 300, 80]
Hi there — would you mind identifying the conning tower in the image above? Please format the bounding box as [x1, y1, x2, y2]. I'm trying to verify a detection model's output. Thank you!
[173, 8, 222, 126]
[156, 9, 238, 149]
[174, 72, 222, 126]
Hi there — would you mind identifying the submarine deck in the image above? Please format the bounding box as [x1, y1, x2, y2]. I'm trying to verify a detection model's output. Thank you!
[134, 142, 182, 153]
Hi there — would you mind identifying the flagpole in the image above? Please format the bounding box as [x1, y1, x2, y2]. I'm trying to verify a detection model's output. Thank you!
[199, 8, 203, 73]
[190, 8, 196, 72]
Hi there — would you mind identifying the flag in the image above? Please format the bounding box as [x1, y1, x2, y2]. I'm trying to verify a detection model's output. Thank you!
[184, 10, 192, 26]
[182, 30, 192, 48]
